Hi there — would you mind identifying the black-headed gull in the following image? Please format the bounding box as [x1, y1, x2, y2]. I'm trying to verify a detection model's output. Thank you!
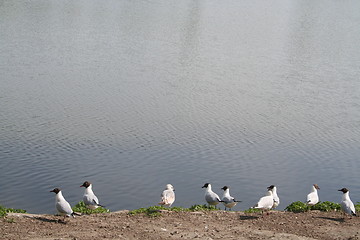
[158, 184, 175, 207]
[50, 188, 77, 221]
[221, 186, 241, 210]
[306, 184, 320, 206]
[80, 181, 104, 209]
[338, 188, 356, 218]
[202, 183, 223, 206]
[253, 187, 274, 214]
[268, 185, 279, 209]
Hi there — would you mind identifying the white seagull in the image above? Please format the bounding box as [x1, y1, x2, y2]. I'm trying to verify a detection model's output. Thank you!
[202, 183, 223, 206]
[253, 186, 274, 214]
[158, 184, 175, 207]
[306, 184, 320, 206]
[50, 188, 78, 221]
[80, 181, 104, 209]
[221, 186, 241, 210]
[268, 185, 280, 209]
[339, 188, 356, 218]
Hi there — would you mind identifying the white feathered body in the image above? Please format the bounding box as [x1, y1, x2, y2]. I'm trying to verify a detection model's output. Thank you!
[222, 188, 237, 209]
[159, 185, 175, 207]
[307, 185, 319, 206]
[83, 184, 100, 209]
[341, 191, 356, 216]
[204, 184, 222, 206]
[55, 191, 73, 217]
[254, 190, 274, 210]
[271, 186, 280, 209]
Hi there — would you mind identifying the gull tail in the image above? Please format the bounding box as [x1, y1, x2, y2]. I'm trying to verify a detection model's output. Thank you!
[71, 212, 82, 217]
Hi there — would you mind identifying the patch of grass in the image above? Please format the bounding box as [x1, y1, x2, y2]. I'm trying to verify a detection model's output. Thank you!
[72, 201, 110, 215]
[355, 202, 360, 212]
[244, 208, 263, 213]
[285, 201, 341, 213]
[129, 206, 168, 217]
[6, 218, 16, 223]
[311, 201, 341, 212]
[285, 201, 310, 213]
[0, 205, 27, 217]
[129, 204, 219, 217]
[188, 204, 219, 211]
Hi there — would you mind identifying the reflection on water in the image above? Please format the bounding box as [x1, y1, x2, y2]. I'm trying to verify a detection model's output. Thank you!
[1, 0, 360, 213]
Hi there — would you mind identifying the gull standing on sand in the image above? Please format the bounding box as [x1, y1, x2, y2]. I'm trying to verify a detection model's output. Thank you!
[80, 181, 103, 209]
[306, 184, 320, 206]
[202, 183, 223, 206]
[339, 188, 356, 218]
[268, 185, 280, 209]
[221, 186, 241, 210]
[253, 186, 274, 213]
[50, 188, 78, 221]
[158, 184, 175, 207]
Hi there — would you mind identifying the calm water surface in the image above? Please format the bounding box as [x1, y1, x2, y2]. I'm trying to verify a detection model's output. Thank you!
[1, 0, 360, 213]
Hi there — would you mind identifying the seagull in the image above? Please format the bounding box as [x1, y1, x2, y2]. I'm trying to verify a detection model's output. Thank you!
[202, 183, 223, 206]
[268, 185, 280, 209]
[306, 184, 320, 206]
[80, 181, 104, 209]
[221, 186, 241, 210]
[253, 186, 274, 214]
[158, 184, 175, 207]
[338, 188, 356, 218]
[50, 188, 78, 222]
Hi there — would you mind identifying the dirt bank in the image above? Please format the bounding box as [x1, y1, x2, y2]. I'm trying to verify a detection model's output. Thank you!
[1, 210, 359, 240]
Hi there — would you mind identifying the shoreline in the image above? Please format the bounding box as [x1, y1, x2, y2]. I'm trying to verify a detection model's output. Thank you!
[1, 210, 359, 240]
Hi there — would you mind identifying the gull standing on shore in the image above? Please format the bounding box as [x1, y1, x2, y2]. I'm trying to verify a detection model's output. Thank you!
[221, 186, 241, 210]
[253, 186, 274, 214]
[158, 184, 175, 207]
[202, 183, 223, 206]
[339, 188, 356, 218]
[50, 188, 78, 222]
[80, 181, 103, 209]
[306, 184, 320, 206]
[268, 185, 280, 209]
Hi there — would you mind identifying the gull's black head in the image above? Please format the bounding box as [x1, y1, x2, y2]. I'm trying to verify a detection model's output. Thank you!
[202, 183, 210, 188]
[81, 181, 91, 188]
[267, 185, 275, 190]
[314, 184, 320, 190]
[221, 186, 229, 191]
[338, 188, 349, 193]
[50, 188, 61, 194]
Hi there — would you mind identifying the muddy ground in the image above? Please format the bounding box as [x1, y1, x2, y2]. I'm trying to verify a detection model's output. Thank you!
[1, 210, 359, 240]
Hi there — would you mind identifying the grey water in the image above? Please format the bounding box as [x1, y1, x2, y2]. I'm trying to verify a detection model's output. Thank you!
[1, 0, 360, 214]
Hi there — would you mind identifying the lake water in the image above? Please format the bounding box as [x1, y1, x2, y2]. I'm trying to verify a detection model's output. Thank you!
[1, 0, 360, 214]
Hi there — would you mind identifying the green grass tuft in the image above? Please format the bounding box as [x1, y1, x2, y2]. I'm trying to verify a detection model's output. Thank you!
[0, 205, 27, 218]
[72, 201, 110, 214]
[128, 204, 219, 217]
[188, 204, 219, 211]
[285, 201, 310, 213]
[243, 208, 263, 213]
[355, 202, 360, 212]
[129, 206, 168, 217]
[310, 201, 341, 212]
[285, 201, 341, 213]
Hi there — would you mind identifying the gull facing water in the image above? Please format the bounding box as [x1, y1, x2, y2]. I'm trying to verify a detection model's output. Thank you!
[202, 183, 223, 206]
[158, 184, 175, 207]
[253, 186, 274, 213]
[268, 185, 280, 209]
[306, 184, 320, 206]
[339, 188, 356, 218]
[80, 181, 103, 209]
[221, 186, 241, 210]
